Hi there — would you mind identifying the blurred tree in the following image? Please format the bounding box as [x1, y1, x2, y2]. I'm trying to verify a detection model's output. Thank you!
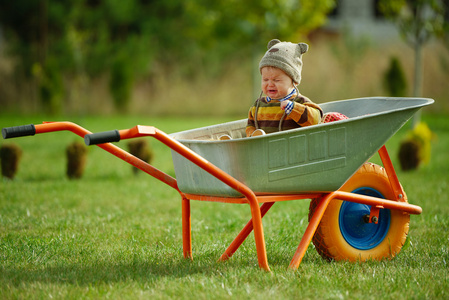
[330, 27, 371, 91]
[383, 56, 408, 97]
[0, 0, 78, 114]
[442, 0, 449, 49]
[184, 0, 335, 44]
[0, 0, 335, 113]
[184, 0, 335, 98]
[379, 0, 446, 126]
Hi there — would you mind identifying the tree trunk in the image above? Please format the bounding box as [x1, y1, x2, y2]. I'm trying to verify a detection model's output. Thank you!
[412, 41, 423, 127]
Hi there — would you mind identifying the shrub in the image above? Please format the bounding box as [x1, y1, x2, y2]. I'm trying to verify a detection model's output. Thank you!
[1, 143, 22, 179]
[398, 122, 434, 171]
[109, 57, 133, 113]
[398, 139, 421, 171]
[66, 141, 88, 179]
[383, 56, 407, 97]
[33, 62, 64, 115]
[127, 139, 153, 175]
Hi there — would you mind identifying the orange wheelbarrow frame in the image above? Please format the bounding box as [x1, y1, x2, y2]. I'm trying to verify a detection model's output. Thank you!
[2, 122, 422, 271]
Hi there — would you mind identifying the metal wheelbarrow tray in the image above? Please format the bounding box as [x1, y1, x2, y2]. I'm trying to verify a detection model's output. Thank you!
[170, 97, 432, 197]
[2, 97, 434, 272]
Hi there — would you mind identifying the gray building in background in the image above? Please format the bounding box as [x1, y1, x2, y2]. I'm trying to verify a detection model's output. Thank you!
[323, 0, 400, 41]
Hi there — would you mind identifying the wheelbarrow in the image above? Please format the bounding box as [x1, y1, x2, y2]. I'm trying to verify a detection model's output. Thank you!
[2, 97, 433, 271]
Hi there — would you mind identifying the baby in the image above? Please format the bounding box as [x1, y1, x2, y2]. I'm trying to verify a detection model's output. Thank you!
[246, 39, 323, 137]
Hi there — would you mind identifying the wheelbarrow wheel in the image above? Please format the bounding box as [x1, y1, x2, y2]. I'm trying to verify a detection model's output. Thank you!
[308, 163, 410, 262]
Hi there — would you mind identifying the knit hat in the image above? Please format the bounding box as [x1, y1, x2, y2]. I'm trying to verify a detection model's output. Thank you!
[259, 39, 309, 85]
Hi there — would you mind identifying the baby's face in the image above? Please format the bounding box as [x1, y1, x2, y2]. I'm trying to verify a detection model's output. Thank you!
[261, 67, 295, 100]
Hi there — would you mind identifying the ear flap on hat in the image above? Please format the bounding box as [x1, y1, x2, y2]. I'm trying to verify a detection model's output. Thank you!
[298, 43, 309, 54]
[267, 39, 281, 49]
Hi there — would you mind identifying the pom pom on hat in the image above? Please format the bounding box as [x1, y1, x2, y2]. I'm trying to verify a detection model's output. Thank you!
[259, 39, 309, 85]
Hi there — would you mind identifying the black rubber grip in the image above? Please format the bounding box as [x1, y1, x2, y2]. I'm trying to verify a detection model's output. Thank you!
[84, 130, 120, 145]
[2, 124, 36, 139]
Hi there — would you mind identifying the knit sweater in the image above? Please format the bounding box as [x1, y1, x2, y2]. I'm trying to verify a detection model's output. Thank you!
[246, 94, 323, 137]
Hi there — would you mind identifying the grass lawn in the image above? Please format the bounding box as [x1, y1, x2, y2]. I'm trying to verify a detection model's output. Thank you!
[1, 112, 448, 299]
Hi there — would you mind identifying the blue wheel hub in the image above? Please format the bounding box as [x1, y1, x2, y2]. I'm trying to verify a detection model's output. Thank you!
[339, 187, 391, 250]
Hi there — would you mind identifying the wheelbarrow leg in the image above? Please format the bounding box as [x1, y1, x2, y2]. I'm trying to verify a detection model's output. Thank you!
[289, 193, 333, 270]
[378, 145, 406, 202]
[182, 196, 192, 259]
[219, 202, 275, 262]
[248, 201, 270, 271]
[87, 126, 271, 270]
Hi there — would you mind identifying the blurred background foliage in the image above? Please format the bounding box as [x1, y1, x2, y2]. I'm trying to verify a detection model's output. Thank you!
[0, 0, 448, 117]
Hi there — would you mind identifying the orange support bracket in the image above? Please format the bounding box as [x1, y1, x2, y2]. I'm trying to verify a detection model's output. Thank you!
[367, 205, 382, 224]
[182, 196, 192, 260]
[378, 145, 406, 202]
[289, 193, 333, 270]
[219, 202, 275, 262]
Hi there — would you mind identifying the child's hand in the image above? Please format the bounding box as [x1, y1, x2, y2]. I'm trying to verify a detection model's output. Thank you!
[280, 100, 294, 115]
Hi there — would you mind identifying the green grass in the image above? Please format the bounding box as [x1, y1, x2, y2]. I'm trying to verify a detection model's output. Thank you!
[1, 113, 448, 299]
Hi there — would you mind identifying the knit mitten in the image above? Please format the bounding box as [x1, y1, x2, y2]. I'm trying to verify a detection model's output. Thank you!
[282, 100, 294, 115]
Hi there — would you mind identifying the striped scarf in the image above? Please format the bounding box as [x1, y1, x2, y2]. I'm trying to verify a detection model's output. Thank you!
[266, 89, 296, 115]
[266, 88, 297, 102]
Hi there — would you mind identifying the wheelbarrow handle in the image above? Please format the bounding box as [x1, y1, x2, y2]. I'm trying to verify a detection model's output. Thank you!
[84, 130, 121, 145]
[2, 124, 36, 139]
